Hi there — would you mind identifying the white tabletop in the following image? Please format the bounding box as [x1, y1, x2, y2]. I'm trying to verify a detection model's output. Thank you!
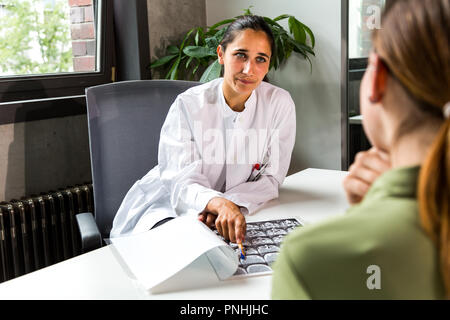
[0, 168, 349, 300]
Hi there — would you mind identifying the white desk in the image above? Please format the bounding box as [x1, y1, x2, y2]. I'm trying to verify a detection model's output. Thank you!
[0, 168, 349, 300]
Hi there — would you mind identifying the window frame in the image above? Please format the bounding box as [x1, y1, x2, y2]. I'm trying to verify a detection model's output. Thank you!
[0, 0, 114, 104]
[349, 57, 367, 81]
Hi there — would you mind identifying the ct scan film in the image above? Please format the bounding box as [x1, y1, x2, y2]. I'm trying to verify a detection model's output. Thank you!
[214, 218, 303, 277]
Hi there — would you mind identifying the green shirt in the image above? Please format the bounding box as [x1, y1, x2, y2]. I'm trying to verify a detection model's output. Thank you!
[271, 166, 445, 299]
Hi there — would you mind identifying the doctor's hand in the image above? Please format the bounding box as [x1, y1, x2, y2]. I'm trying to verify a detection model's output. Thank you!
[198, 211, 217, 229]
[202, 197, 246, 243]
[343, 147, 391, 205]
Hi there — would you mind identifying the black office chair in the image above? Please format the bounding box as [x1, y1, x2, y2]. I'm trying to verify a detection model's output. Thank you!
[76, 80, 200, 253]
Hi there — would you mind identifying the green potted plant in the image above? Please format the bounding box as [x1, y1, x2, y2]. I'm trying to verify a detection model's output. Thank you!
[150, 8, 316, 82]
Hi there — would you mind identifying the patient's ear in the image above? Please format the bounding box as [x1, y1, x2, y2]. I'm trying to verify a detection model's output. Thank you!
[368, 53, 389, 103]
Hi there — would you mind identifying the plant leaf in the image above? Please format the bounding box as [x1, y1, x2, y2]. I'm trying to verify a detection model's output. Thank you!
[301, 23, 316, 48]
[205, 36, 220, 50]
[183, 46, 216, 58]
[199, 58, 210, 67]
[192, 60, 200, 75]
[206, 18, 235, 36]
[204, 27, 227, 51]
[288, 16, 306, 44]
[194, 27, 205, 46]
[195, 28, 200, 46]
[286, 37, 315, 56]
[272, 37, 282, 70]
[305, 54, 313, 74]
[273, 14, 290, 22]
[242, 6, 253, 15]
[186, 56, 194, 68]
[278, 37, 286, 65]
[167, 56, 181, 80]
[200, 59, 222, 83]
[285, 41, 293, 60]
[180, 28, 196, 51]
[263, 16, 284, 30]
[166, 45, 179, 55]
[212, 27, 227, 43]
[150, 54, 177, 68]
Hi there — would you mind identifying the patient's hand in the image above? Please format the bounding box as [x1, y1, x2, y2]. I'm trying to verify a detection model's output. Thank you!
[343, 147, 391, 205]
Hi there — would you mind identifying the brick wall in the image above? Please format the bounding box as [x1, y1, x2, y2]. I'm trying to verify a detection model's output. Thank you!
[69, 0, 96, 72]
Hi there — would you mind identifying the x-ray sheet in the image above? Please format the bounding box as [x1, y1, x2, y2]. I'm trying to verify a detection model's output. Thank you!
[214, 218, 303, 278]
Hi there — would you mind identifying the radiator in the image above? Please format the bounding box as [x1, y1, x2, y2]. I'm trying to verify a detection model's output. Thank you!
[0, 184, 95, 283]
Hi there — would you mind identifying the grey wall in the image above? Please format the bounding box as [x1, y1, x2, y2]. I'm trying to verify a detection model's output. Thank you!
[0, 114, 92, 201]
[206, 0, 343, 174]
[147, 0, 207, 79]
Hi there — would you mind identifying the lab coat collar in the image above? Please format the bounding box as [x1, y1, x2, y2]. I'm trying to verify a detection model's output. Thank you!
[244, 89, 257, 114]
[218, 78, 257, 118]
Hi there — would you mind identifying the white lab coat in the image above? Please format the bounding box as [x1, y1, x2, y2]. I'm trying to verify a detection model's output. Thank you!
[110, 78, 296, 237]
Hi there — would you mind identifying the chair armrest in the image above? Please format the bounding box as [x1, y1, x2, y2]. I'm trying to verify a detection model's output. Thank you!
[75, 212, 102, 253]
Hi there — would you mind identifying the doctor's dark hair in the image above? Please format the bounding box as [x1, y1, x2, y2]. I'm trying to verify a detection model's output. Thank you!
[220, 15, 275, 57]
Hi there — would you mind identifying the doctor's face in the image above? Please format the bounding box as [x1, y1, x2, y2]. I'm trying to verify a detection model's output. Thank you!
[218, 29, 271, 98]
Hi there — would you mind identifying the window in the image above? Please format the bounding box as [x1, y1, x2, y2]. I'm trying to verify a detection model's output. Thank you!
[0, 0, 113, 104]
[349, 0, 386, 59]
[345, 0, 387, 169]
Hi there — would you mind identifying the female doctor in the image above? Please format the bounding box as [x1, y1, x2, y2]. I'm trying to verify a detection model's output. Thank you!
[110, 15, 296, 243]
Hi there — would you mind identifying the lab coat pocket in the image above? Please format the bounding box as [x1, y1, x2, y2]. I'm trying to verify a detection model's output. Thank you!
[247, 168, 260, 182]
[247, 162, 268, 182]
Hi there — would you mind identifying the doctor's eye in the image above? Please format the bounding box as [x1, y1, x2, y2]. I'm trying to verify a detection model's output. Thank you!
[234, 52, 247, 60]
[256, 56, 267, 63]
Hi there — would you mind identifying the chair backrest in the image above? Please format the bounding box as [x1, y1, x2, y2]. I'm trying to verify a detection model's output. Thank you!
[85, 80, 200, 238]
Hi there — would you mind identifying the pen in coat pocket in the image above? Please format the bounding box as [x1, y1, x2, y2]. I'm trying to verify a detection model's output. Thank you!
[252, 162, 269, 181]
